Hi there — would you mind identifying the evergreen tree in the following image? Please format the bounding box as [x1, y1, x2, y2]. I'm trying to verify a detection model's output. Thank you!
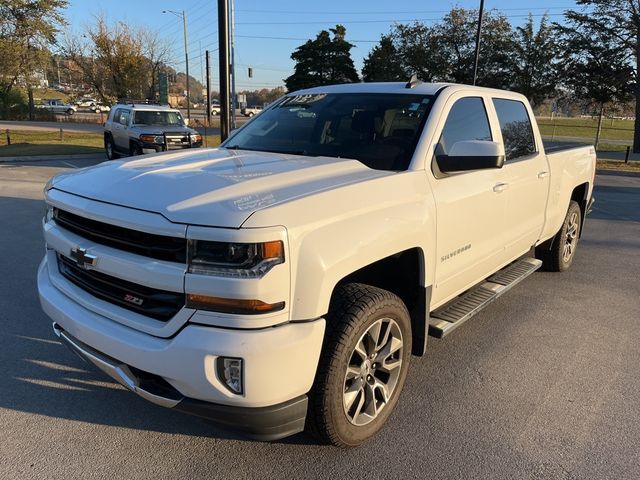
[362, 34, 405, 82]
[561, 0, 640, 151]
[284, 25, 359, 92]
[511, 14, 559, 107]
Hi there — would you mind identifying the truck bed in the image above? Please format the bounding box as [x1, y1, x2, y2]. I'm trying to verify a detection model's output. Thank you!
[543, 141, 591, 154]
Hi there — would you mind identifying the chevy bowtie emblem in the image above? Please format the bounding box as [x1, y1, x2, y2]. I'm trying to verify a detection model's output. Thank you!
[69, 246, 98, 269]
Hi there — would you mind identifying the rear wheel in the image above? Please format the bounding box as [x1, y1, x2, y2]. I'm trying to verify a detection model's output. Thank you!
[536, 200, 582, 272]
[307, 283, 411, 447]
[104, 136, 119, 159]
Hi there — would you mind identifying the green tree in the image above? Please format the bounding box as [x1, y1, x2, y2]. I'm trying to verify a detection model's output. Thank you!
[284, 25, 359, 92]
[561, 1, 640, 151]
[0, 0, 67, 118]
[511, 14, 559, 107]
[429, 8, 515, 88]
[362, 34, 406, 82]
[361, 9, 516, 88]
[556, 14, 633, 148]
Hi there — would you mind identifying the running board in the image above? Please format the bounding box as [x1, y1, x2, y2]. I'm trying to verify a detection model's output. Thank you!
[428, 257, 542, 338]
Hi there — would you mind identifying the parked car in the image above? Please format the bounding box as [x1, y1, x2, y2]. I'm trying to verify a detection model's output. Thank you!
[75, 97, 98, 107]
[38, 82, 595, 447]
[102, 102, 202, 159]
[90, 104, 111, 113]
[37, 99, 76, 115]
[241, 105, 263, 117]
[211, 103, 220, 115]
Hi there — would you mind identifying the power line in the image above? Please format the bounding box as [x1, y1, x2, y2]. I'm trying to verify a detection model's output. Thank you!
[235, 6, 577, 15]
[234, 13, 565, 26]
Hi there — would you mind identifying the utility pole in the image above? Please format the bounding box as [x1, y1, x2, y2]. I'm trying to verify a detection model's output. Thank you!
[218, 0, 231, 141]
[182, 11, 190, 121]
[205, 50, 212, 127]
[230, 0, 236, 129]
[163, 10, 191, 121]
[472, 0, 485, 85]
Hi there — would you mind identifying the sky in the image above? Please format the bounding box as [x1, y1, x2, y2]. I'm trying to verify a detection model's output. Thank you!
[62, 0, 584, 91]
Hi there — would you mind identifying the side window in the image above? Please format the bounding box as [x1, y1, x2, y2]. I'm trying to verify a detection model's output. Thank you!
[492, 99, 536, 161]
[111, 108, 121, 123]
[436, 97, 492, 156]
[119, 109, 131, 126]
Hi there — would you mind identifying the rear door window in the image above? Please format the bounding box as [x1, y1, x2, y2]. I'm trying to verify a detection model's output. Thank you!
[492, 99, 536, 161]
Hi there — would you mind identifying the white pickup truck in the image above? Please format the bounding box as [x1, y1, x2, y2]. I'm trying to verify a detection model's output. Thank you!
[38, 82, 595, 447]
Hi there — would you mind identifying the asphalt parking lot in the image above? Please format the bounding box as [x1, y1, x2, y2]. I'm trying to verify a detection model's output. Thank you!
[1, 158, 639, 480]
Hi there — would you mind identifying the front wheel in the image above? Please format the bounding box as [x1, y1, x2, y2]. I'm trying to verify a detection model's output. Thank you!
[66, 109, 74, 115]
[536, 200, 582, 272]
[307, 283, 412, 447]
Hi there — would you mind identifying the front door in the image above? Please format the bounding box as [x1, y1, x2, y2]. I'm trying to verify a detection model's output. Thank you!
[429, 96, 508, 308]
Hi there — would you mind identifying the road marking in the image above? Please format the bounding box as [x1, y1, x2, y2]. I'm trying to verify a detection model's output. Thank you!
[61, 161, 78, 168]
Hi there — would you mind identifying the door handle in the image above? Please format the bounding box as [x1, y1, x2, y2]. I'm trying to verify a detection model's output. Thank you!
[537, 171, 549, 179]
[493, 182, 509, 193]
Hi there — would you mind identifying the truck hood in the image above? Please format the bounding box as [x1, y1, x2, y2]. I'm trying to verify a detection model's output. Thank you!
[50, 148, 393, 227]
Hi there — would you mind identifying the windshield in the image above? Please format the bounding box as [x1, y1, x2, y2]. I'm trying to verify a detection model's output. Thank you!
[223, 93, 434, 171]
[134, 110, 184, 126]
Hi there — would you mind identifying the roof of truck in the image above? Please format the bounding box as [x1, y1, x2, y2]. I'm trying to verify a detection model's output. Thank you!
[290, 81, 522, 97]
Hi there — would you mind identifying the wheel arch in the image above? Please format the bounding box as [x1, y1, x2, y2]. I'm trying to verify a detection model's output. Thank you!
[570, 182, 589, 237]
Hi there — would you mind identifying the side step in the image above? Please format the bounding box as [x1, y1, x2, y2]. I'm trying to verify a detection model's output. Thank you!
[428, 257, 542, 338]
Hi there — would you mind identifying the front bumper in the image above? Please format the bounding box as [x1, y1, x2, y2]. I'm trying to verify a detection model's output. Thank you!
[38, 256, 325, 439]
[55, 324, 308, 440]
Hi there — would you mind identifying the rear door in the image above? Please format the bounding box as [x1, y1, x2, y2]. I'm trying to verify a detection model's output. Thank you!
[490, 98, 550, 258]
[429, 95, 509, 308]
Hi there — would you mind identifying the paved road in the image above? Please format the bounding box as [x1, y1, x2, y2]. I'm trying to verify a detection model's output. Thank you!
[1, 158, 639, 479]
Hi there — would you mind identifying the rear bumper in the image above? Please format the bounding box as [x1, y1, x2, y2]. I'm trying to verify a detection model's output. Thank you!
[56, 324, 307, 440]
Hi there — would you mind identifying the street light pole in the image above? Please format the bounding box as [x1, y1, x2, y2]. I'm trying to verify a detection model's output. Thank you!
[163, 10, 190, 120]
[472, 0, 485, 86]
[218, 0, 231, 141]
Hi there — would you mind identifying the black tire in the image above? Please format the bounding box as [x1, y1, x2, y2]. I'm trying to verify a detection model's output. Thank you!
[129, 141, 142, 157]
[104, 136, 120, 159]
[66, 108, 74, 115]
[307, 283, 412, 447]
[536, 200, 582, 272]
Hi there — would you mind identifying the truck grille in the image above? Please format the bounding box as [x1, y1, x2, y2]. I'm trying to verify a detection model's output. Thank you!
[57, 254, 184, 321]
[54, 208, 187, 262]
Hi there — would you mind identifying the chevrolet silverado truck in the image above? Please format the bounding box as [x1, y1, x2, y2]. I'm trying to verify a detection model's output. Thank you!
[38, 82, 595, 447]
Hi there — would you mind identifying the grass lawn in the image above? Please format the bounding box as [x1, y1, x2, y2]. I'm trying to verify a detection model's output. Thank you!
[537, 117, 634, 143]
[0, 129, 221, 157]
[0, 130, 104, 156]
[596, 159, 640, 173]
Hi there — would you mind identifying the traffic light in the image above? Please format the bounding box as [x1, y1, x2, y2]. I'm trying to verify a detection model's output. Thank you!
[248, 67, 253, 78]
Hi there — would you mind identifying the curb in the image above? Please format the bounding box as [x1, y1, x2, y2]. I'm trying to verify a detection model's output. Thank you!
[0, 153, 106, 163]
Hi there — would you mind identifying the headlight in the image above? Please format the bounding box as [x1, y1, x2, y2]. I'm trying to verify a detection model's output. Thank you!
[44, 205, 54, 223]
[190, 133, 203, 143]
[187, 240, 284, 278]
[139, 134, 163, 144]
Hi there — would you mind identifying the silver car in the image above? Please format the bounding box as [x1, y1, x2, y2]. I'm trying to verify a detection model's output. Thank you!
[103, 102, 203, 159]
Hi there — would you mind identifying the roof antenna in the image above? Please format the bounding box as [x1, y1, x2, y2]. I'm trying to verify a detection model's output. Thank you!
[405, 74, 421, 89]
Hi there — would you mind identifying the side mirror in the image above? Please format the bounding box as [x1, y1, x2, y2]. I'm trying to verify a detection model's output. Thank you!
[436, 140, 505, 173]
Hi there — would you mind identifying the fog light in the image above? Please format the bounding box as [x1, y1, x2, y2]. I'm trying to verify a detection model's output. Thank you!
[217, 357, 243, 394]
